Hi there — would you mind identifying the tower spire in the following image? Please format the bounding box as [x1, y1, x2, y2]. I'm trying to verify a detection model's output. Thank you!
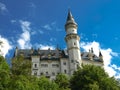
[67, 9, 74, 21]
[65, 9, 77, 28]
[65, 9, 77, 30]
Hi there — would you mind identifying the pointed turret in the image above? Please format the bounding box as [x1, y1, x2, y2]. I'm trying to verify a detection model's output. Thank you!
[99, 50, 102, 57]
[99, 50, 103, 62]
[65, 10, 77, 30]
[67, 10, 74, 21]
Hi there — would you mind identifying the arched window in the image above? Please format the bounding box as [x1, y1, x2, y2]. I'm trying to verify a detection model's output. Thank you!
[34, 64, 37, 68]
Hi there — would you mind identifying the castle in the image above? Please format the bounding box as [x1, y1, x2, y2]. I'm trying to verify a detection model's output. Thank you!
[14, 10, 103, 79]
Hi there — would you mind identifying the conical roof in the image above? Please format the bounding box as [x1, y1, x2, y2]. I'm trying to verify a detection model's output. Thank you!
[65, 10, 77, 26]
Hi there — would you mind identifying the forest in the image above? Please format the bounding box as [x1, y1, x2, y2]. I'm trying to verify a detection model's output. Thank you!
[0, 55, 120, 90]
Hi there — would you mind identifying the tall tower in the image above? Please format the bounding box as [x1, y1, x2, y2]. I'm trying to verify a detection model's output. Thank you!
[65, 10, 81, 75]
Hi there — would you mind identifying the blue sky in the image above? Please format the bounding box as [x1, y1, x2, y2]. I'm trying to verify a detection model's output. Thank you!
[0, 0, 120, 78]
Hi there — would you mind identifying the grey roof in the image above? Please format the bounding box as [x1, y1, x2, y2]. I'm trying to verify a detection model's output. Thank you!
[14, 48, 102, 62]
[14, 48, 68, 60]
[81, 52, 102, 62]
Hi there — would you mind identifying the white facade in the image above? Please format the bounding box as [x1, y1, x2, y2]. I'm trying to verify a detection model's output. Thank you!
[31, 56, 69, 80]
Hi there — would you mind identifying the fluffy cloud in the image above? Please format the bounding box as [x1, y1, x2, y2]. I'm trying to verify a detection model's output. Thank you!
[0, 2, 8, 14]
[0, 35, 12, 57]
[34, 43, 55, 50]
[40, 45, 55, 50]
[81, 41, 119, 78]
[17, 20, 32, 49]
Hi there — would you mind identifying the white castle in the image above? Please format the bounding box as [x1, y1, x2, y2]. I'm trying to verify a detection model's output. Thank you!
[14, 10, 103, 79]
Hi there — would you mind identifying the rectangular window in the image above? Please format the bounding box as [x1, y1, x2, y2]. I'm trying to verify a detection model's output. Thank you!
[34, 64, 37, 68]
[46, 72, 48, 75]
[52, 72, 55, 76]
[41, 64, 48, 67]
[52, 64, 59, 67]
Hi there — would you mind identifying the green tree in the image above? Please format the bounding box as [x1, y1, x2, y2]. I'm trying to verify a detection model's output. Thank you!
[70, 64, 120, 90]
[0, 56, 10, 90]
[55, 74, 70, 90]
[9, 75, 39, 90]
[11, 55, 31, 76]
[37, 76, 59, 90]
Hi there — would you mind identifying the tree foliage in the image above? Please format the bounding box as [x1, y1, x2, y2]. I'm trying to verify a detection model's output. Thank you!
[55, 74, 70, 90]
[70, 64, 120, 90]
[37, 76, 59, 90]
[11, 55, 31, 76]
[1, 53, 120, 90]
[0, 56, 10, 90]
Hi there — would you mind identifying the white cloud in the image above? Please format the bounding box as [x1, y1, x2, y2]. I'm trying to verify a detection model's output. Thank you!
[35, 43, 55, 50]
[43, 24, 52, 30]
[111, 64, 120, 78]
[19, 20, 31, 31]
[17, 20, 32, 49]
[0, 2, 8, 14]
[111, 64, 120, 71]
[81, 41, 119, 77]
[0, 35, 12, 57]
